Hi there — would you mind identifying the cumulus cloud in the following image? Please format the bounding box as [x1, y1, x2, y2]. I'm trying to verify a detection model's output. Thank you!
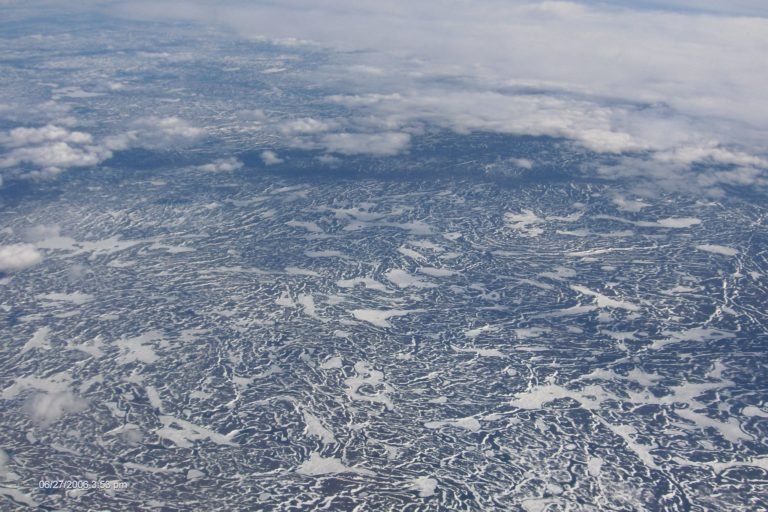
[0, 117, 204, 182]
[195, 157, 243, 172]
[592, 154, 768, 197]
[321, 132, 411, 156]
[104, 116, 204, 151]
[509, 158, 534, 170]
[0, 243, 43, 272]
[0, 124, 111, 176]
[0, 124, 93, 147]
[653, 143, 768, 168]
[260, 150, 284, 165]
[316, 154, 342, 165]
[0, 141, 111, 170]
[131, 116, 204, 147]
[323, 90, 764, 162]
[21, 167, 66, 180]
[24, 391, 88, 427]
[278, 117, 334, 135]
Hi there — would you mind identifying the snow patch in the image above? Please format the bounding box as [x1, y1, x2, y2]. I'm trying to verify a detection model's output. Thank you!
[425, 416, 481, 432]
[351, 308, 415, 328]
[297, 453, 374, 476]
[385, 269, 435, 288]
[345, 362, 394, 410]
[156, 415, 238, 448]
[570, 285, 640, 311]
[504, 210, 544, 237]
[452, 345, 505, 358]
[38, 291, 94, 305]
[302, 410, 336, 444]
[319, 356, 343, 369]
[696, 244, 738, 256]
[22, 327, 51, 353]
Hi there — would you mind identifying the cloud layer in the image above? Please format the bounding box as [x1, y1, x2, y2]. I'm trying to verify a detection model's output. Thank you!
[104, 1, 768, 190]
[1, 1, 765, 195]
[111, 1, 768, 141]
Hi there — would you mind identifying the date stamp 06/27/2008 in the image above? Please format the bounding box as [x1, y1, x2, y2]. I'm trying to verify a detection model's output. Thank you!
[38, 479, 130, 492]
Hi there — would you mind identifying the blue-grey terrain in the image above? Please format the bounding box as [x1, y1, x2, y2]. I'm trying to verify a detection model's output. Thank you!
[1, 6, 767, 511]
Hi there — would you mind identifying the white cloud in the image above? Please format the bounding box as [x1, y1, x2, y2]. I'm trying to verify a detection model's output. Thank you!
[133, 116, 204, 146]
[0, 124, 112, 175]
[3, 1, 764, 194]
[348, 64, 384, 75]
[321, 131, 411, 156]
[0, 124, 93, 147]
[323, 91, 736, 156]
[195, 157, 243, 172]
[0, 243, 43, 272]
[105, 1, 767, 181]
[316, 154, 341, 165]
[237, 109, 268, 122]
[278, 117, 334, 135]
[21, 166, 66, 180]
[24, 391, 88, 427]
[509, 158, 534, 170]
[654, 143, 768, 168]
[0, 141, 111, 170]
[0, 116, 205, 182]
[260, 150, 284, 165]
[104, 116, 204, 151]
[594, 155, 768, 196]
[326, 93, 402, 107]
